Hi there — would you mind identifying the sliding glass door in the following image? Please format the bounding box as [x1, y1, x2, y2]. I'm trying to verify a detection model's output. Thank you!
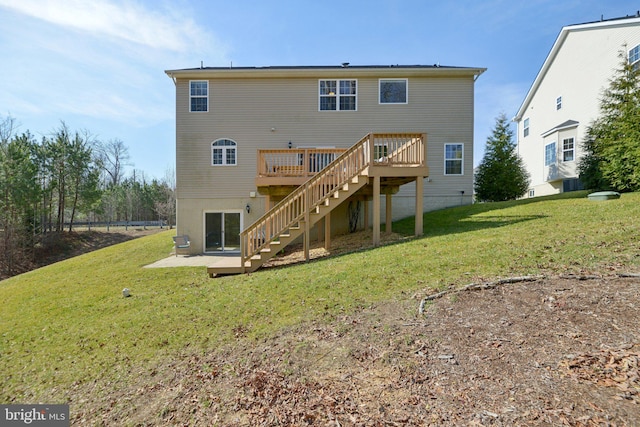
[205, 212, 241, 252]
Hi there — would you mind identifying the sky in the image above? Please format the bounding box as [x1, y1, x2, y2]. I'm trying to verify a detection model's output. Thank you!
[0, 0, 638, 181]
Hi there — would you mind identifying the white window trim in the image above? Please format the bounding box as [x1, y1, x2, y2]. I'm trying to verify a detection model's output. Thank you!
[189, 80, 209, 113]
[444, 143, 464, 176]
[545, 141, 557, 166]
[211, 138, 237, 166]
[556, 96, 562, 110]
[629, 44, 640, 69]
[318, 79, 358, 111]
[523, 118, 530, 137]
[378, 78, 408, 104]
[562, 137, 575, 162]
[203, 210, 243, 254]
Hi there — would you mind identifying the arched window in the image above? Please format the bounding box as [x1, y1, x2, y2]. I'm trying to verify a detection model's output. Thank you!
[211, 139, 237, 166]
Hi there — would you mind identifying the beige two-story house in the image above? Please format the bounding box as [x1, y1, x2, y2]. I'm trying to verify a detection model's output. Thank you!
[165, 64, 485, 275]
[514, 14, 640, 197]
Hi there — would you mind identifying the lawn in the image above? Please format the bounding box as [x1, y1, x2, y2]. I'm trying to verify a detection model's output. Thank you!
[1, 191, 639, 408]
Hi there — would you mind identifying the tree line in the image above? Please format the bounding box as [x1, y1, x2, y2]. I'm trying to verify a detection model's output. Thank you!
[0, 118, 175, 277]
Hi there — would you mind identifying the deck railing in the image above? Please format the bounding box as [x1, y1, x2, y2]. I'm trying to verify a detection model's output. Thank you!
[241, 133, 425, 269]
[257, 148, 348, 177]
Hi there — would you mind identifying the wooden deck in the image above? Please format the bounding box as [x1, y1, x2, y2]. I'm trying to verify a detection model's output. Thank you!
[208, 133, 429, 278]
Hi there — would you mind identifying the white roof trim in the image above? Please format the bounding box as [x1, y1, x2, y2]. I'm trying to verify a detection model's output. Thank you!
[513, 16, 640, 122]
[541, 120, 579, 137]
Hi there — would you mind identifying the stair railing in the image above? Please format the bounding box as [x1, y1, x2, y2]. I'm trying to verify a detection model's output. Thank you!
[240, 133, 425, 269]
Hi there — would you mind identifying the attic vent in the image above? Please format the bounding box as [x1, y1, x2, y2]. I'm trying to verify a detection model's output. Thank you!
[341, 62, 349, 68]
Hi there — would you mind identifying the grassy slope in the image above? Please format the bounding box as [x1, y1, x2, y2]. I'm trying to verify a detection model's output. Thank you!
[1, 191, 639, 404]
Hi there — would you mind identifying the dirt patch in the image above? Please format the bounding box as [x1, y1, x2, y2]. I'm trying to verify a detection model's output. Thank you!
[262, 230, 409, 268]
[73, 274, 640, 426]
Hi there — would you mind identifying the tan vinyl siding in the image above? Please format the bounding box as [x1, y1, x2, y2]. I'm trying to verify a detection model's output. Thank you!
[176, 75, 475, 200]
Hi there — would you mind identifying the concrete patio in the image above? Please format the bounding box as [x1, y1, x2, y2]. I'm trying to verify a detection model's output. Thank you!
[144, 253, 241, 269]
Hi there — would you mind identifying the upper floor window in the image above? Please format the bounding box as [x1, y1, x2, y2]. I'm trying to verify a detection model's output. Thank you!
[556, 96, 562, 110]
[523, 118, 530, 137]
[444, 143, 463, 175]
[319, 80, 357, 111]
[545, 142, 556, 166]
[212, 139, 236, 166]
[190, 81, 208, 112]
[629, 44, 640, 70]
[379, 79, 408, 104]
[562, 137, 575, 162]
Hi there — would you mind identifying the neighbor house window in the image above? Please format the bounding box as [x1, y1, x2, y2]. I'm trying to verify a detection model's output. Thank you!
[379, 79, 408, 104]
[629, 44, 640, 70]
[562, 137, 575, 161]
[444, 143, 463, 175]
[556, 96, 562, 110]
[545, 142, 556, 166]
[211, 139, 236, 166]
[319, 80, 357, 111]
[190, 80, 208, 112]
[523, 118, 530, 137]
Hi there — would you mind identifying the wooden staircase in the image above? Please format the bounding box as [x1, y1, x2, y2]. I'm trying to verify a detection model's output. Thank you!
[208, 133, 427, 277]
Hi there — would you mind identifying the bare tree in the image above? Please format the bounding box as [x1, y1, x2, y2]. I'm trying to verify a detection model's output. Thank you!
[0, 115, 17, 144]
[97, 138, 131, 188]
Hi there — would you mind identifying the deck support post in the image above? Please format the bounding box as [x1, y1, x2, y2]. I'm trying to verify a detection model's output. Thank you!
[373, 175, 381, 246]
[415, 177, 424, 236]
[364, 199, 369, 230]
[324, 214, 331, 250]
[385, 194, 392, 234]
[304, 184, 310, 261]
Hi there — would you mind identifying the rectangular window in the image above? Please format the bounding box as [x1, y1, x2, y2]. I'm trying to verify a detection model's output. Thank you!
[319, 80, 357, 111]
[556, 96, 562, 110]
[523, 118, 530, 137]
[444, 143, 463, 175]
[545, 142, 556, 166]
[190, 81, 208, 112]
[529, 189, 535, 198]
[562, 137, 574, 162]
[379, 79, 408, 104]
[629, 44, 640, 70]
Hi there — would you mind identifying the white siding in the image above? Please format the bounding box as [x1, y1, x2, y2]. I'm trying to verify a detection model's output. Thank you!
[516, 19, 640, 196]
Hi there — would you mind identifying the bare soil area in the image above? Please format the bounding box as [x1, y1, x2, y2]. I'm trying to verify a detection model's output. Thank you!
[75, 273, 640, 426]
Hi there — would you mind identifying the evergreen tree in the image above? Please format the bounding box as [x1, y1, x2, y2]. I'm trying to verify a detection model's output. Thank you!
[475, 113, 530, 202]
[578, 47, 640, 191]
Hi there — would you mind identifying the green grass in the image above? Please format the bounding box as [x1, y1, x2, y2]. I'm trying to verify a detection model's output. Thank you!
[1, 191, 640, 404]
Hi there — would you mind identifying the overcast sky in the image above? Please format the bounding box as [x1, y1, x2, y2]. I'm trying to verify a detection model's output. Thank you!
[0, 0, 637, 179]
